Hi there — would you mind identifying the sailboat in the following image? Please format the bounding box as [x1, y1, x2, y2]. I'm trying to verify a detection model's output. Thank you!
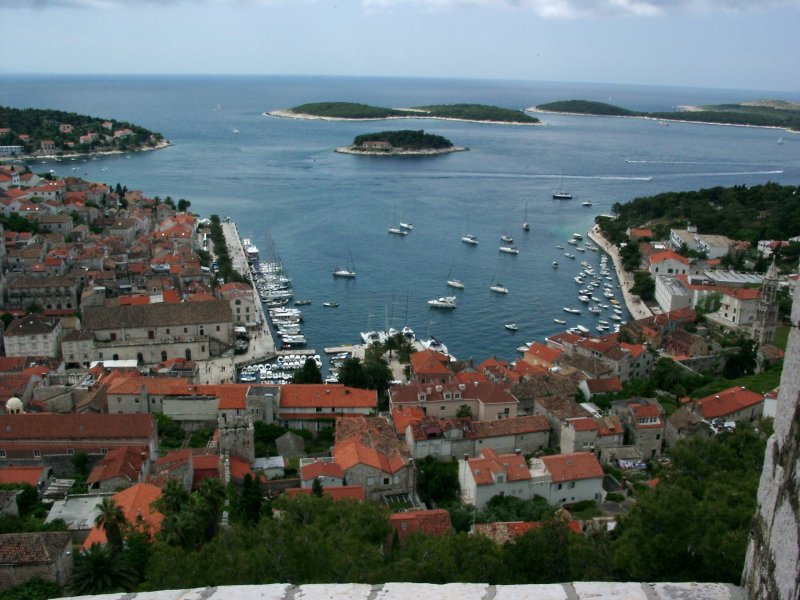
[388, 205, 408, 236]
[332, 249, 356, 278]
[446, 259, 465, 289]
[522, 200, 530, 232]
[553, 175, 573, 200]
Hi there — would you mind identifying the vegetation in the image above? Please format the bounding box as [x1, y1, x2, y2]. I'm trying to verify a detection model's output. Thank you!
[206, 215, 249, 285]
[0, 578, 62, 600]
[352, 129, 454, 150]
[536, 99, 800, 131]
[0, 105, 164, 155]
[288, 102, 539, 123]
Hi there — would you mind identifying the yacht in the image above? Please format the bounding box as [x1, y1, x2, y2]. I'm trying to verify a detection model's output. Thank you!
[553, 192, 573, 200]
[499, 245, 519, 255]
[505, 323, 518, 331]
[447, 278, 465, 289]
[421, 337, 449, 355]
[490, 283, 509, 294]
[563, 307, 581, 314]
[332, 267, 356, 278]
[501, 234, 514, 243]
[388, 226, 408, 236]
[461, 234, 479, 245]
[578, 295, 591, 303]
[399, 222, 414, 231]
[582, 200, 592, 207]
[554, 318, 566, 324]
[575, 325, 590, 334]
[572, 233, 583, 240]
[322, 301, 339, 307]
[428, 296, 458, 309]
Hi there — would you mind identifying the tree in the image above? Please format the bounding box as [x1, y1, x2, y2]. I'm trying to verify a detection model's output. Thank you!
[177, 198, 191, 212]
[70, 544, 139, 595]
[456, 404, 472, 418]
[232, 474, 266, 526]
[723, 337, 758, 379]
[24, 301, 43, 314]
[630, 271, 655, 301]
[311, 477, 324, 498]
[416, 456, 459, 507]
[95, 497, 125, 551]
[0, 313, 14, 329]
[291, 358, 322, 384]
[0, 577, 62, 600]
[338, 357, 368, 388]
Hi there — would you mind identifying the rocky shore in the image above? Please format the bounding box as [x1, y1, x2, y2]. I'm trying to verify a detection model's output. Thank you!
[0, 138, 173, 164]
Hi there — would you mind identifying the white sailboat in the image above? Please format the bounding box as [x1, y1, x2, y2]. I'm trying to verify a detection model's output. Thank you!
[522, 199, 530, 232]
[333, 249, 356, 278]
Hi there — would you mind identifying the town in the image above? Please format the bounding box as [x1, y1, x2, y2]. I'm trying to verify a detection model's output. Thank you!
[0, 160, 794, 593]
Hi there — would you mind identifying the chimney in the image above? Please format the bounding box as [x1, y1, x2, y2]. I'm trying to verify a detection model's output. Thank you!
[463, 453, 469, 462]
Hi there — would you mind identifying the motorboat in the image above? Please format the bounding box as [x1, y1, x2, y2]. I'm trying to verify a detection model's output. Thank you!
[293, 299, 311, 306]
[505, 323, 518, 331]
[399, 222, 414, 230]
[428, 296, 458, 309]
[575, 325, 590, 334]
[556, 244, 564, 249]
[552, 261, 559, 269]
[499, 245, 519, 254]
[553, 192, 573, 200]
[554, 318, 566, 324]
[402, 326, 415, 340]
[564, 253, 575, 259]
[461, 234, 479, 245]
[563, 307, 581, 314]
[568, 239, 578, 246]
[447, 278, 465, 289]
[490, 283, 509, 294]
[582, 200, 592, 207]
[388, 226, 408, 236]
[501, 234, 514, 243]
[588, 306, 601, 314]
[573, 233, 583, 240]
[578, 295, 591, 303]
[322, 301, 339, 307]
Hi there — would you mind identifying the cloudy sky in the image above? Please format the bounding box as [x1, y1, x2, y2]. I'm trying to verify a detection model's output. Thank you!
[1, 0, 798, 91]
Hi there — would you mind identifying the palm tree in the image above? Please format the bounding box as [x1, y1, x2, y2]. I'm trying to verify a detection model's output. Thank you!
[71, 543, 138, 595]
[95, 497, 125, 551]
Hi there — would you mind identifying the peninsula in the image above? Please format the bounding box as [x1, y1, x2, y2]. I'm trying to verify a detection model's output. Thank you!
[0, 105, 169, 162]
[268, 102, 540, 125]
[530, 99, 800, 131]
[335, 129, 467, 156]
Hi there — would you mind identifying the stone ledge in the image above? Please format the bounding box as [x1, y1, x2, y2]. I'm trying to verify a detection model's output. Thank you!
[59, 582, 744, 600]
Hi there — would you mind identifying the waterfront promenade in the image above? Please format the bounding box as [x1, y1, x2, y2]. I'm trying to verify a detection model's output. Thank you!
[588, 225, 653, 321]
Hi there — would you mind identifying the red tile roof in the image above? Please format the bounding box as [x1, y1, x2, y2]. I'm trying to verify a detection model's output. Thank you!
[82, 483, 163, 550]
[540, 452, 603, 483]
[301, 460, 344, 481]
[525, 342, 563, 364]
[566, 417, 598, 433]
[86, 446, 147, 486]
[0, 414, 155, 441]
[280, 384, 377, 409]
[585, 377, 623, 394]
[649, 250, 690, 266]
[727, 288, 760, 301]
[411, 349, 452, 377]
[390, 406, 426, 433]
[697, 386, 764, 419]
[466, 448, 531, 486]
[0, 466, 48, 486]
[334, 439, 407, 474]
[389, 509, 453, 545]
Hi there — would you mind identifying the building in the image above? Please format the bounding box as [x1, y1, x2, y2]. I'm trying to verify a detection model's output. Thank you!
[278, 384, 377, 433]
[86, 445, 149, 491]
[0, 532, 73, 591]
[6, 276, 80, 312]
[390, 379, 518, 421]
[81, 483, 163, 550]
[647, 250, 690, 278]
[3, 314, 62, 359]
[388, 509, 452, 546]
[0, 413, 157, 469]
[695, 386, 764, 423]
[752, 260, 780, 346]
[82, 300, 234, 364]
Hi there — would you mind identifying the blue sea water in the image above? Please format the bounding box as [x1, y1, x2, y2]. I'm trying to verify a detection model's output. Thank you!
[2, 75, 799, 362]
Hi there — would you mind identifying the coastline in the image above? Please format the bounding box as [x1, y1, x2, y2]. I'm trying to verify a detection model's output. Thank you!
[334, 145, 468, 156]
[0, 139, 173, 164]
[587, 225, 653, 321]
[266, 109, 541, 127]
[525, 106, 796, 133]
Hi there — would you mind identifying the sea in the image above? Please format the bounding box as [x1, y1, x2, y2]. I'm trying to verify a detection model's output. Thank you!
[2, 75, 799, 363]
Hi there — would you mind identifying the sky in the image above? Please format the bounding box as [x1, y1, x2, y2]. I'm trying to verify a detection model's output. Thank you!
[1, 0, 799, 92]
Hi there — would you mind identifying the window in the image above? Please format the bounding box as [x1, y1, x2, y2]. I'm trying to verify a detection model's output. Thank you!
[68, 448, 74, 455]
[383, 478, 390, 485]
[216, 325, 221, 332]
[0, 449, 5, 458]
[183, 328, 188, 334]
[440, 405, 445, 411]
[101, 448, 108, 455]
[316, 407, 322, 413]
[557, 483, 563, 490]
[33, 449, 41, 457]
[569, 481, 576, 489]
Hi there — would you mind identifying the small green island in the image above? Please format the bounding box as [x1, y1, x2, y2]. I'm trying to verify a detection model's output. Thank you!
[531, 99, 800, 131]
[335, 129, 467, 156]
[269, 102, 539, 125]
[0, 105, 169, 161]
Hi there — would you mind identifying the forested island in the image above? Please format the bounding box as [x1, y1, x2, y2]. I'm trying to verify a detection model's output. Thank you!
[335, 129, 467, 156]
[269, 102, 539, 125]
[0, 106, 168, 159]
[532, 99, 800, 131]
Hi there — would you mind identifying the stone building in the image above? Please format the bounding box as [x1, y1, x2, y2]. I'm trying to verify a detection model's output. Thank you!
[3, 314, 62, 359]
[0, 532, 73, 591]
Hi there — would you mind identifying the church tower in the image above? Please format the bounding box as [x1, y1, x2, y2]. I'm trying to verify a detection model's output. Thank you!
[752, 258, 779, 346]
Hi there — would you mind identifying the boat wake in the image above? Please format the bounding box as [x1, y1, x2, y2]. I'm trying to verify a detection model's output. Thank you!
[657, 169, 784, 178]
[421, 171, 653, 182]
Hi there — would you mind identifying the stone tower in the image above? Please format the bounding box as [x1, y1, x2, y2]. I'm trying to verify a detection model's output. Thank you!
[752, 258, 779, 346]
[741, 265, 800, 599]
[217, 415, 255, 463]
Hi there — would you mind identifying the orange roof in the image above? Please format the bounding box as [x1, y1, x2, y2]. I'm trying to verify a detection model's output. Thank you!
[280, 384, 376, 409]
[585, 377, 623, 394]
[390, 406, 426, 433]
[619, 342, 646, 359]
[540, 452, 603, 483]
[286, 486, 365, 502]
[0, 466, 47, 486]
[727, 288, 760, 301]
[410, 349, 452, 376]
[333, 439, 407, 474]
[0, 413, 155, 442]
[698, 386, 763, 419]
[301, 460, 344, 481]
[82, 483, 163, 550]
[525, 342, 562, 364]
[87, 446, 147, 486]
[466, 448, 531, 486]
[566, 417, 598, 432]
[388, 509, 452, 544]
[650, 250, 690, 266]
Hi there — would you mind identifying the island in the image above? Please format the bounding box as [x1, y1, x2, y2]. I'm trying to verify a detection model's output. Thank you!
[268, 102, 540, 125]
[0, 105, 169, 161]
[335, 129, 467, 156]
[531, 99, 800, 131]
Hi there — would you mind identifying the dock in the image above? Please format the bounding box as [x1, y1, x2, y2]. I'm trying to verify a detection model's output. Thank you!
[324, 345, 356, 354]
